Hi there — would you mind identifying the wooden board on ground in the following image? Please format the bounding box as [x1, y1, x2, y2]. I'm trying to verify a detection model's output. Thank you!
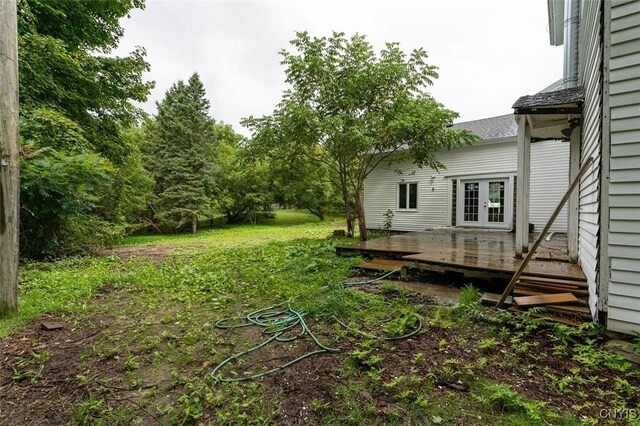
[481, 292, 512, 306]
[41, 321, 64, 331]
[513, 293, 579, 307]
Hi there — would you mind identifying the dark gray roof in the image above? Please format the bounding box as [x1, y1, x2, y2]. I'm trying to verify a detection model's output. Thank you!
[512, 86, 584, 111]
[539, 79, 563, 93]
[451, 114, 517, 140]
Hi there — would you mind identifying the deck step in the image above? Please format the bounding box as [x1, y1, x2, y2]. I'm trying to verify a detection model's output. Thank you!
[354, 258, 404, 272]
[513, 293, 579, 307]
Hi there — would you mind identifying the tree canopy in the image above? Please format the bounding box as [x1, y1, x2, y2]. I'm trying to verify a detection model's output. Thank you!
[244, 32, 477, 240]
[17, 0, 153, 257]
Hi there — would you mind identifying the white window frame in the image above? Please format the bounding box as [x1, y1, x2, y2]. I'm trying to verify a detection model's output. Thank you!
[396, 181, 419, 212]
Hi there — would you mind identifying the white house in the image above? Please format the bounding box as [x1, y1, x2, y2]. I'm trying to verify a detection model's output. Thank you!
[512, 0, 640, 334]
[364, 111, 570, 234]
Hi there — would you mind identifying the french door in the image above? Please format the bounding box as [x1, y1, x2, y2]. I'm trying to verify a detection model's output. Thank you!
[459, 178, 510, 228]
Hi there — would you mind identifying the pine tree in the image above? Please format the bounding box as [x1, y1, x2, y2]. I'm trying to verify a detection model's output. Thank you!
[146, 73, 216, 233]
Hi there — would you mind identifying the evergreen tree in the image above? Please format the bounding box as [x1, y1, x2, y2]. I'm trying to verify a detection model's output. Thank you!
[146, 73, 216, 233]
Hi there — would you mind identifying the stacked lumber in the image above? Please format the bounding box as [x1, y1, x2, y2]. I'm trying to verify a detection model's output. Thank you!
[511, 274, 591, 323]
[514, 275, 589, 298]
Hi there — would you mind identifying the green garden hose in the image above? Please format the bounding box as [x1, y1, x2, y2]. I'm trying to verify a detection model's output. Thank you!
[211, 268, 423, 382]
[211, 302, 339, 382]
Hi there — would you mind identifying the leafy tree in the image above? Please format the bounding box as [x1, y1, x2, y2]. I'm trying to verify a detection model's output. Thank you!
[144, 74, 216, 233]
[18, 0, 153, 163]
[19, 147, 118, 258]
[213, 126, 275, 224]
[270, 150, 340, 221]
[244, 32, 477, 240]
[16, 0, 153, 257]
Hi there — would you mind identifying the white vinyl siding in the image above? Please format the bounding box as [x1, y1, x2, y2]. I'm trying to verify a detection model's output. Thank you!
[577, 0, 603, 317]
[607, 0, 640, 334]
[364, 140, 569, 233]
[529, 140, 570, 230]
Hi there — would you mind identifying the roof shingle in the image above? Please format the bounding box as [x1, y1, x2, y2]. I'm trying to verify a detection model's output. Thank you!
[512, 86, 584, 111]
[451, 114, 517, 140]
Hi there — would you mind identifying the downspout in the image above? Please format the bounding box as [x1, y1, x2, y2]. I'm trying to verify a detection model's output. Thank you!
[563, 0, 580, 88]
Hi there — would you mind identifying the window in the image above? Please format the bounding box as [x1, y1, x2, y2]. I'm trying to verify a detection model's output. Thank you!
[398, 182, 418, 210]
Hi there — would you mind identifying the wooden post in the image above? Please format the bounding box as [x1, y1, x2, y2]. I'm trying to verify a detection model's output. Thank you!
[0, 0, 20, 315]
[515, 115, 531, 258]
[567, 120, 581, 262]
[496, 157, 594, 309]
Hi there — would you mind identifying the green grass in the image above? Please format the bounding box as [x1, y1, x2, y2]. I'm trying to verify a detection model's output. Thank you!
[0, 257, 119, 337]
[1, 209, 341, 337]
[122, 209, 337, 247]
[2, 209, 639, 425]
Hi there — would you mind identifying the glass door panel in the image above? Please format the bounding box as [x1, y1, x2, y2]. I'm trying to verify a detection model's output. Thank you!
[487, 180, 506, 224]
[462, 181, 480, 224]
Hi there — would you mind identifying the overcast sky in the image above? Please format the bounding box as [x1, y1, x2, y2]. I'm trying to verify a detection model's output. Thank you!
[116, 0, 563, 136]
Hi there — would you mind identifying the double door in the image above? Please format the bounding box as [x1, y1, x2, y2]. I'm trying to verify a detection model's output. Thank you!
[459, 178, 511, 228]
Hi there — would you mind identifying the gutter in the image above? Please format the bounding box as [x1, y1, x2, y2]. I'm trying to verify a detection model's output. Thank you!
[548, 0, 565, 46]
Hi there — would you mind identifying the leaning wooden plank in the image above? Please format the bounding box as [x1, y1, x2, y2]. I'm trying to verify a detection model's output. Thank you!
[513, 293, 579, 307]
[481, 292, 512, 306]
[496, 157, 594, 308]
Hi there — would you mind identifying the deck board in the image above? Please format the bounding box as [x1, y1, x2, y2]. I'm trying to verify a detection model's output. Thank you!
[337, 229, 585, 281]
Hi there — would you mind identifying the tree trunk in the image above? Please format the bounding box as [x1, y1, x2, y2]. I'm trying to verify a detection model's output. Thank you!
[355, 189, 367, 241]
[0, 0, 19, 316]
[307, 208, 325, 221]
[340, 179, 354, 238]
[191, 214, 197, 234]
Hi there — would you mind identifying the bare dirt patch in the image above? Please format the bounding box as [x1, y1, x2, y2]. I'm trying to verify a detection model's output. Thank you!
[99, 244, 178, 262]
[0, 314, 113, 425]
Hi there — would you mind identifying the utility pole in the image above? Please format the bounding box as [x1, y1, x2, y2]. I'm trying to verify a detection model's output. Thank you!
[0, 0, 20, 315]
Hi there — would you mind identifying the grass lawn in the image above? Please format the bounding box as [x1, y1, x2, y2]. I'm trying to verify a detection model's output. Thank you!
[1, 209, 638, 425]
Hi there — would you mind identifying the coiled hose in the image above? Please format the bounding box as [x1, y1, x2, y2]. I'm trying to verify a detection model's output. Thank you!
[211, 268, 422, 382]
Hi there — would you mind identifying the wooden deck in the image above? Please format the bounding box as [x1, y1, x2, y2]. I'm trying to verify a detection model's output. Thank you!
[337, 229, 586, 281]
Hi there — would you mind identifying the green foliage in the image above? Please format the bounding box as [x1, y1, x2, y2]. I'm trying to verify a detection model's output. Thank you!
[381, 209, 394, 236]
[212, 128, 275, 224]
[453, 284, 483, 319]
[475, 382, 548, 422]
[244, 31, 478, 239]
[20, 149, 121, 257]
[16, 0, 153, 258]
[18, 0, 153, 163]
[143, 74, 217, 232]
